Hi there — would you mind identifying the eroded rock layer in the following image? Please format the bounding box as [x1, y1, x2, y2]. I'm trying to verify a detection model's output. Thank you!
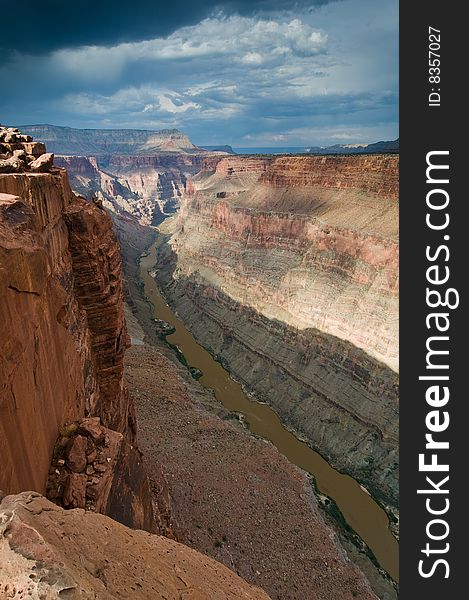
[55, 154, 207, 226]
[156, 154, 399, 507]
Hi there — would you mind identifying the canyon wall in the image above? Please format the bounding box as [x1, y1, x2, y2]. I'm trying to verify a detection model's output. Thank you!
[156, 154, 399, 508]
[55, 154, 207, 225]
[0, 164, 153, 530]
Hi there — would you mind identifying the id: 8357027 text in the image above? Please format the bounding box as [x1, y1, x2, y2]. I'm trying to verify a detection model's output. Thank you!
[428, 26, 441, 107]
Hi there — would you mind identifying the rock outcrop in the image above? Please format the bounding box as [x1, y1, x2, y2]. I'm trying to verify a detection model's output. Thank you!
[45, 417, 155, 532]
[0, 129, 153, 530]
[0, 492, 270, 600]
[0, 125, 53, 174]
[156, 154, 399, 508]
[64, 197, 132, 435]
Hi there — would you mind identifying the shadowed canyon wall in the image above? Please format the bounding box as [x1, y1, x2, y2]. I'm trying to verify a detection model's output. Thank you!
[156, 154, 399, 508]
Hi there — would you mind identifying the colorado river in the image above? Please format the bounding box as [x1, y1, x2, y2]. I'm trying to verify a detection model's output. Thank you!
[140, 240, 399, 582]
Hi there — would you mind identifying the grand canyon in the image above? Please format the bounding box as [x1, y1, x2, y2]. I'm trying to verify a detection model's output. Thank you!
[0, 124, 398, 600]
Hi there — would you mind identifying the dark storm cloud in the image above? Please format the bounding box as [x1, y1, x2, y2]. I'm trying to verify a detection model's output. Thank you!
[0, 0, 333, 55]
[0, 0, 398, 146]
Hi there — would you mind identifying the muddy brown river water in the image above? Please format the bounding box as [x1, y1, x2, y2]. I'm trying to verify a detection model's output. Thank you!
[140, 241, 399, 582]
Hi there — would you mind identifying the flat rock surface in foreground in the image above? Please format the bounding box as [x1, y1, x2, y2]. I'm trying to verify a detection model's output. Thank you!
[0, 492, 271, 599]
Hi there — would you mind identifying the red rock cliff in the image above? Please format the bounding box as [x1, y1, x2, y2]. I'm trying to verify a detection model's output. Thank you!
[0, 170, 95, 494]
[0, 166, 153, 530]
[64, 198, 132, 435]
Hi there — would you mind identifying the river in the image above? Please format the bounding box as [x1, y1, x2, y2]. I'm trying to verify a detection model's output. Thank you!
[140, 240, 399, 582]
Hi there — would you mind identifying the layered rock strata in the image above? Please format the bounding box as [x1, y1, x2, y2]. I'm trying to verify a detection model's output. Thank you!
[64, 197, 132, 435]
[156, 154, 399, 507]
[55, 154, 206, 225]
[0, 492, 270, 600]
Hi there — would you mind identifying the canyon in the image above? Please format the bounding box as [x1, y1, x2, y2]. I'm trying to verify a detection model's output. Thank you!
[57, 146, 399, 511]
[155, 154, 399, 511]
[0, 127, 391, 599]
[23, 125, 228, 226]
[0, 128, 265, 598]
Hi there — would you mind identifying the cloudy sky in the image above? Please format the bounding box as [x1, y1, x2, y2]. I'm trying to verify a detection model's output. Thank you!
[0, 0, 398, 147]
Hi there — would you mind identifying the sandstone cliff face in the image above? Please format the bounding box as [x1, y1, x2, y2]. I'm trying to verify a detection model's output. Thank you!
[156, 154, 399, 507]
[55, 154, 207, 226]
[64, 198, 131, 435]
[0, 167, 153, 530]
[0, 492, 270, 600]
[0, 171, 95, 494]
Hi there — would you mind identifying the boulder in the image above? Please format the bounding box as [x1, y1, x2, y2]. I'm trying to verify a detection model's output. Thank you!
[21, 141, 46, 156]
[66, 434, 87, 473]
[62, 473, 87, 508]
[12, 149, 27, 162]
[29, 152, 54, 172]
[77, 417, 105, 443]
[0, 156, 24, 173]
[4, 132, 17, 143]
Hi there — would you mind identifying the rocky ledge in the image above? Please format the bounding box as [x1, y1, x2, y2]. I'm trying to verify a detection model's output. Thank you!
[45, 417, 155, 533]
[0, 492, 270, 599]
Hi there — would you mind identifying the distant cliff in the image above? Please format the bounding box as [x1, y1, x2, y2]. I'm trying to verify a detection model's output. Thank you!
[200, 144, 236, 154]
[156, 153, 399, 508]
[305, 139, 399, 155]
[19, 124, 203, 156]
